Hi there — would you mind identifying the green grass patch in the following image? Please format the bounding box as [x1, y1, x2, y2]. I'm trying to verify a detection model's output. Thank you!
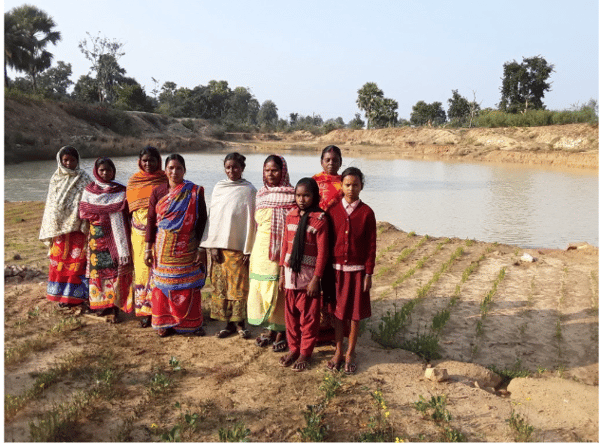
[506, 410, 534, 442]
[488, 359, 531, 386]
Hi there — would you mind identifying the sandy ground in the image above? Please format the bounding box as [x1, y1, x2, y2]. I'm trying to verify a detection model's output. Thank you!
[4, 202, 598, 442]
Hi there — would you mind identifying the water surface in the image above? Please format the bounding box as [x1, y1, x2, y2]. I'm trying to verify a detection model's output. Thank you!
[5, 152, 598, 249]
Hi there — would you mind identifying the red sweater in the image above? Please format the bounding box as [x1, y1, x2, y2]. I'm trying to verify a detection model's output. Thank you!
[279, 208, 329, 278]
[327, 200, 377, 275]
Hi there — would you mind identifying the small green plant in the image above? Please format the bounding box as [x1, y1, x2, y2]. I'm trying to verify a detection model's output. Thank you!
[218, 422, 250, 442]
[400, 331, 441, 361]
[431, 309, 450, 332]
[298, 404, 327, 442]
[464, 238, 474, 246]
[506, 410, 534, 442]
[319, 371, 342, 402]
[554, 320, 562, 340]
[28, 306, 41, 317]
[536, 366, 547, 375]
[413, 395, 452, 422]
[169, 356, 182, 372]
[441, 425, 467, 442]
[407, 231, 416, 237]
[358, 389, 394, 442]
[148, 372, 172, 396]
[161, 424, 182, 442]
[160, 402, 203, 441]
[370, 303, 411, 348]
[488, 358, 531, 385]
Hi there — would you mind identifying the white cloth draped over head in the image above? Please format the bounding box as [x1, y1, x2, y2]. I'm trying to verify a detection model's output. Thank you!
[201, 178, 257, 255]
[39, 147, 93, 246]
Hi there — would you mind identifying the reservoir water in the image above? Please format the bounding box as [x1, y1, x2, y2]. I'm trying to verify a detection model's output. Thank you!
[4, 151, 598, 249]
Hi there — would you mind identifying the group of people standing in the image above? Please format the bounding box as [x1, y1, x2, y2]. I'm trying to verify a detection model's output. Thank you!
[40, 144, 376, 374]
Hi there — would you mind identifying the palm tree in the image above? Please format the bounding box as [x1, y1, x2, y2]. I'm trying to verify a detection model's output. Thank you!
[356, 82, 384, 129]
[5, 5, 61, 91]
[4, 12, 32, 87]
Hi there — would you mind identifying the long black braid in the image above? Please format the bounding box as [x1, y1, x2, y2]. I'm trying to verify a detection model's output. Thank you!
[289, 177, 323, 273]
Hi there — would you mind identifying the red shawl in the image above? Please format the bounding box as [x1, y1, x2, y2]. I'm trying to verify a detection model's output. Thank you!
[79, 158, 130, 273]
[313, 171, 342, 211]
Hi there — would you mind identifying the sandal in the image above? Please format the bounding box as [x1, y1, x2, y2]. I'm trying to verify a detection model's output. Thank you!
[140, 317, 151, 328]
[292, 359, 310, 372]
[193, 327, 206, 336]
[157, 328, 173, 338]
[216, 329, 235, 339]
[327, 358, 343, 372]
[238, 329, 251, 339]
[256, 334, 274, 347]
[272, 339, 287, 352]
[279, 352, 299, 367]
[344, 361, 357, 375]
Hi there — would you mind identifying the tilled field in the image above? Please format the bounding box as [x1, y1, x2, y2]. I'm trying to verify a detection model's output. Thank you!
[4, 202, 598, 442]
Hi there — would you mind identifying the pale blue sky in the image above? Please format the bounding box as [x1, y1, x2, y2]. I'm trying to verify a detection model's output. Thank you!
[4, 0, 599, 122]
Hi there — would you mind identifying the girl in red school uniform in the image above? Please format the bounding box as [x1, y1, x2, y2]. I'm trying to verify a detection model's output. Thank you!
[326, 167, 376, 375]
[278, 177, 329, 372]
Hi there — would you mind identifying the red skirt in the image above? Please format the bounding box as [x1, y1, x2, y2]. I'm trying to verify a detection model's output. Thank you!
[332, 269, 371, 321]
[46, 231, 89, 305]
[151, 287, 203, 333]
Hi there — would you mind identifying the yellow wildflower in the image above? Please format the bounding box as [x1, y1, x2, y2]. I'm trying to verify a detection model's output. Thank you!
[385, 411, 390, 418]
[150, 423, 157, 429]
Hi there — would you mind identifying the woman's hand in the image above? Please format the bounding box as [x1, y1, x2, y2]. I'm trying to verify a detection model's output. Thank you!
[210, 248, 222, 264]
[278, 269, 286, 292]
[242, 254, 250, 266]
[144, 250, 153, 267]
[194, 248, 207, 266]
[307, 276, 320, 298]
[363, 274, 372, 293]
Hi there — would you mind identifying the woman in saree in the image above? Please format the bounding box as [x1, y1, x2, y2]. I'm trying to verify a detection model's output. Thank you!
[313, 145, 344, 343]
[201, 152, 257, 339]
[40, 146, 93, 308]
[144, 154, 208, 337]
[79, 157, 134, 323]
[313, 145, 343, 211]
[247, 155, 295, 351]
[126, 146, 168, 328]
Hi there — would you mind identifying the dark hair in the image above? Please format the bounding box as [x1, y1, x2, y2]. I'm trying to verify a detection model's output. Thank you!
[289, 177, 323, 273]
[320, 145, 342, 163]
[341, 167, 365, 187]
[139, 145, 161, 162]
[59, 145, 79, 162]
[224, 152, 246, 170]
[264, 154, 283, 170]
[165, 153, 186, 171]
[294, 177, 321, 208]
[96, 157, 116, 171]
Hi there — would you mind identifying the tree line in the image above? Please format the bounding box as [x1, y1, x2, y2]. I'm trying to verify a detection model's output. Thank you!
[5, 4, 597, 133]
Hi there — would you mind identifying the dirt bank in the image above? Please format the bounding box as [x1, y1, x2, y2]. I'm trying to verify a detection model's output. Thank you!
[5, 97, 598, 169]
[225, 124, 599, 170]
[4, 202, 598, 441]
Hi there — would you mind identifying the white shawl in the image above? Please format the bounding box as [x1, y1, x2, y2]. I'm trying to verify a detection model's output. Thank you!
[39, 148, 93, 246]
[201, 178, 257, 255]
